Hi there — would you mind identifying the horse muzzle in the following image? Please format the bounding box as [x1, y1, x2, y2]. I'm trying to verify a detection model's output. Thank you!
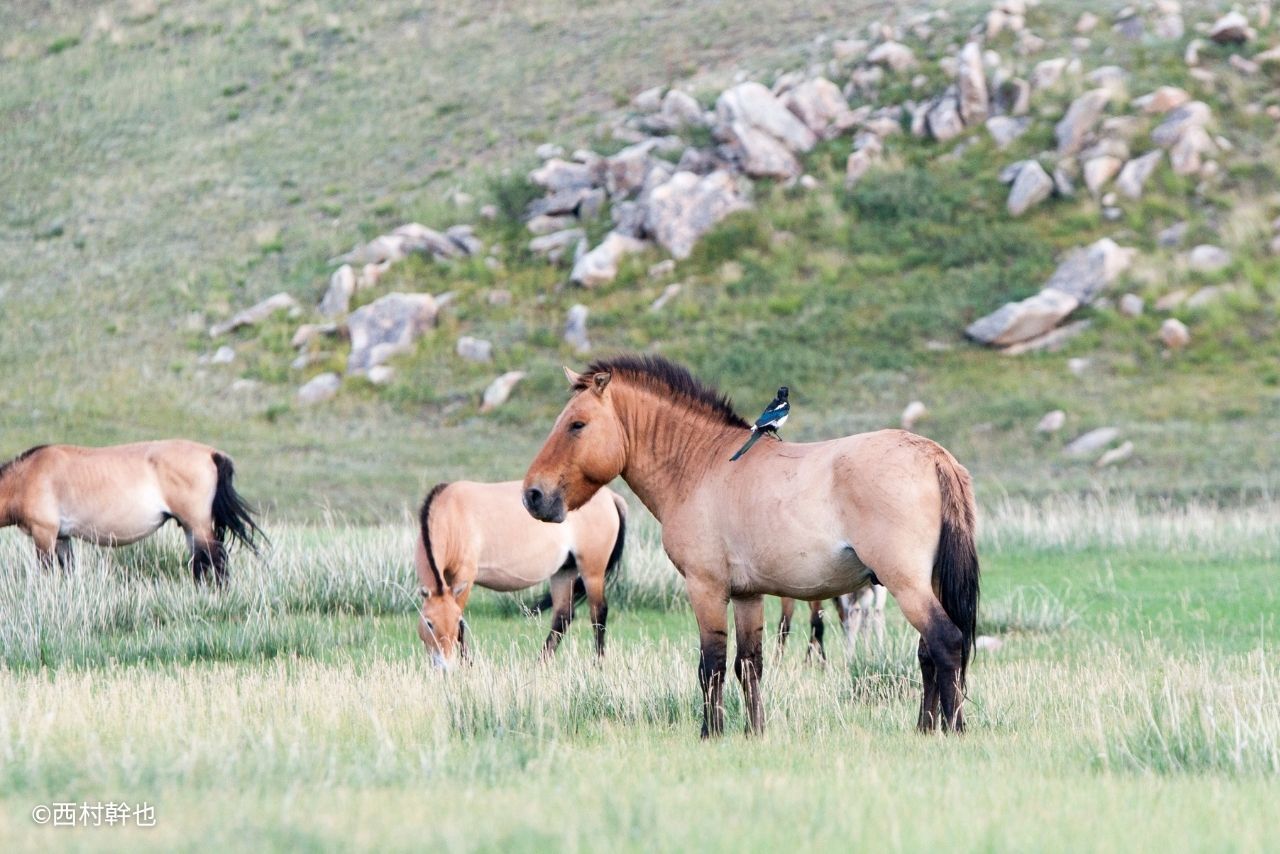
[522, 486, 566, 523]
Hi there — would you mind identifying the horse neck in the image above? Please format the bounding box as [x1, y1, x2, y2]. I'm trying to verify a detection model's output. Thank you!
[613, 384, 745, 522]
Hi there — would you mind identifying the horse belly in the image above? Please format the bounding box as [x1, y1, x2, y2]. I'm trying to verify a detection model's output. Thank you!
[474, 537, 570, 593]
[732, 533, 874, 600]
[60, 488, 169, 546]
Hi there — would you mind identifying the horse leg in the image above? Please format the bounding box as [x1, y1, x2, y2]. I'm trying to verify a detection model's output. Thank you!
[582, 565, 608, 658]
[55, 537, 75, 573]
[806, 600, 826, 663]
[916, 637, 940, 730]
[733, 595, 766, 736]
[185, 527, 219, 586]
[541, 567, 576, 658]
[869, 584, 887, 649]
[689, 577, 729, 739]
[775, 596, 795, 657]
[896, 586, 967, 733]
[29, 523, 59, 573]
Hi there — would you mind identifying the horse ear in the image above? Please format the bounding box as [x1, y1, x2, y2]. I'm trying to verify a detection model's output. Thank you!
[591, 371, 612, 395]
[563, 366, 583, 387]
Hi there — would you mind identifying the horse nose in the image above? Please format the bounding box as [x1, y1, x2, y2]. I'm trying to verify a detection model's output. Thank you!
[523, 487, 543, 513]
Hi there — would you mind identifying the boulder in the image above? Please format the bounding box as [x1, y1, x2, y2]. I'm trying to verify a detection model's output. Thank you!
[291, 322, 341, 349]
[209, 292, 299, 337]
[716, 82, 817, 154]
[564, 304, 591, 354]
[1157, 221, 1188, 247]
[1076, 12, 1099, 33]
[1055, 89, 1111, 155]
[529, 158, 596, 192]
[1082, 155, 1123, 196]
[318, 265, 356, 318]
[956, 42, 989, 125]
[643, 170, 750, 260]
[210, 345, 235, 365]
[570, 231, 650, 287]
[345, 292, 438, 374]
[529, 228, 587, 264]
[661, 89, 705, 128]
[1064, 427, 1120, 457]
[1209, 11, 1253, 44]
[782, 77, 852, 137]
[605, 142, 658, 198]
[1115, 150, 1163, 199]
[1006, 161, 1054, 216]
[1187, 244, 1231, 273]
[927, 93, 964, 141]
[986, 115, 1030, 148]
[993, 77, 1031, 116]
[1085, 66, 1129, 103]
[297, 372, 340, 405]
[456, 336, 493, 363]
[1151, 101, 1211, 148]
[480, 371, 526, 412]
[1133, 86, 1190, 114]
[1169, 125, 1215, 175]
[1036, 410, 1066, 433]
[999, 319, 1092, 354]
[865, 41, 916, 72]
[367, 365, 396, 386]
[1043, 238, 1136, 303]
[1031, 57, 1069, 91]
[445, 224, 483, 256]
[720, 122, 803, 177]
[1118, 293, 1144, 317]
[965, 288, 1079, 346]
[633, 86, 663, 113]
[1096, 441, 1134, 468]
[1160, 318, 1190, 349]
[527, 214, 577, 235]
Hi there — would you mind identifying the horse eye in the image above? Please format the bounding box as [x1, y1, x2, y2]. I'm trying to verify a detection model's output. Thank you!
[569, 420, 587, 432]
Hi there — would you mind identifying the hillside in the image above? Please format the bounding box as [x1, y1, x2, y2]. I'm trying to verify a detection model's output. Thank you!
[2, 0, 1278, 521]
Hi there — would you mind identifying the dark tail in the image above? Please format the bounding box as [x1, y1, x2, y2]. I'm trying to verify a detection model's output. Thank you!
[211, 453, 265, 553]
[419, 482, 450, 593]
[729, 429, 761, 461]
[934, 458, 980, 687]
[534, 492, 627, 611]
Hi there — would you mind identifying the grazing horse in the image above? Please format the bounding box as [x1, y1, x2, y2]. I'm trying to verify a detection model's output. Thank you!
[522, 355, 979, 737]
[0, 441, 263, 584]
[415, 480, 627, 668]
[776, 585, 887, 660]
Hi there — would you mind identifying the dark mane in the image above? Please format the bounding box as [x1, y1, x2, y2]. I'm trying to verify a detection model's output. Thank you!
[0, 445, 48, 479]
[575, 354, 749, 429]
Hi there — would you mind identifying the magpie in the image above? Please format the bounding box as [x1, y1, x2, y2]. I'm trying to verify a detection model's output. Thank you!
[730, 386, 789, 461]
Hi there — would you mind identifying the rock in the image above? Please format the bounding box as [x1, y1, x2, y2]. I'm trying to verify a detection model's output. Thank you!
[366, 365, 395, 385]
[1067, 357, 1091, 376]
[643, 170, 750, 260]
[1052, 161, 1077, 197]
[1036, 410, 1066, 433]
[845, 148, 877, 186]
[318, 265, 357, 317]
[927, 93, 965, 141]
[1076, 11, 1099, 33]
[633, 85, 664, 112]
[456, 336, 493, 363]
[211, 345, 235, 365]
[291, 322, 341, 349]
[1055, 89, 1111, 155]
[479, 203, 498, 220]
[1064, 427, 1120, 457]
[526, 214, 577, 236]
[1082, 155, 1123, 196]
[297, 373, 340, 405]
[1115, 150, 1163, 199]
[649, 259, 676, 279]
[345, 292, 438, 374]
[832, 38, 870, 62]
[999, 319, 1092, 355]
[720, 122, 802, 177]
[1155, 289, 1191, 311]
[1187, 244, 1231, 273]
[605, 142, 658, 198]
[529, 228, 586, 263]
[649, 283, 682, 312]
[1229, 54, 1260, 75]
[717, 82, 817, 154]
[866, 40, 916, 72]
[209, 292, 299, 337]
[563, 304, 591, 353]
[1151, 101, 1212, 148]
[1209, 11, 1253, 44]
[529, 158, 596, 192]
[1160, 317, 1190, 349]
[229, 379, 260, 395]
[1096, 441, 1134, 468]
[487, 289, 512, 307]
[975, 635, 1004, 652]
[1157, 221, 1188, 247]
[570, 231, 650, 287]
[1006, 161, 1054, 216]
[966, 288, 1079, 346]
[901, 400, 928, 430]
[1169, 125, 1215, 175]
[993, 77, 1031, 116]
[985, 115, 1030, 148]
[1031, 57, 1069, 91]
[535, 143, 565, 160]
[1086, 66, 1129, 103]
[1256, 46, 1280, 66]
[956, 42, 989, 125]
[661, 89, 704, 128]
[1133, 86, 1191, 114]
[1118, 293, 1144, 317]
[782, 77, 851, 138]
[1186, 286, 1226, 309]
[1154, 12, 1184, 40]
[1042, 238, 1136, 303]
[480, 371, 526, 412]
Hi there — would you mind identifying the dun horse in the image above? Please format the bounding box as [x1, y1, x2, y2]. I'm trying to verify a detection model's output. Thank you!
[523, 355, 979, 736]
[415, 480, 626, 668]
[0, 441, 262, 583]
[776, 585, 887, 660]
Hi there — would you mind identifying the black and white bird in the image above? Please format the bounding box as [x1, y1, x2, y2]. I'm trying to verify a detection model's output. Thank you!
[730, 386, 789, 461]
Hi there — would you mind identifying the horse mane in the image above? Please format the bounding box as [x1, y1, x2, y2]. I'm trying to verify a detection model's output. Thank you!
[575, 354, 749, 429]
[0, 445, 49, 479]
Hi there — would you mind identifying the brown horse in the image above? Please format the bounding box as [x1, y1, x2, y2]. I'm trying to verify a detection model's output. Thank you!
[0, 441, 262, 584]
[415, 480, 626, 668]
[522, 355, 979, 736]
[776, 585, 887, 660]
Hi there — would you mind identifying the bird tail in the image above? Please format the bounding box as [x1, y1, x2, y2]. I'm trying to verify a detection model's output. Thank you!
[729, 430, 761, 461]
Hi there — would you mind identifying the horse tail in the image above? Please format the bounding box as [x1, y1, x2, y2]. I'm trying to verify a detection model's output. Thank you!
[419, 482, 450, 593]
[211, 452, 266, 553]
[933, 456, 980, 688]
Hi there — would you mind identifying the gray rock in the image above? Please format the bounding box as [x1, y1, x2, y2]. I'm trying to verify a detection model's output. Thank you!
[606, 142, 658, 198]
[1007, 160, 1054, 216]
[209, 292, 299, 337]
[1157, 221, 1188, 247]
[649, 283, 682, 312]
[966, 287, 1079, 346]
[526, 214, 577, 235]
[716, 82, 817, 154]
[529, 158, 596, 192]
[480, 371, 526, 412]
[1083, 155, 1123, 196]
[1115, 150, 1163, 199]
[1096, 441, 1134, 468]
[1151, 101, 1212, 148]
[720, 121, 803, 177]
[1133, 86, 1191, 114]
[633, 86, 664, 113]
[643, 170, 750, 260]
[1187, 244, 1231, 272]
[345, 292, 438, 374]
[535, 143, 565, 160]
[529, 228, 587, 264]
[1043, 238, 1136, 303]
[1055, 89, 1111, 155]
[1169, 125, 1214, 175]
[291, 322, 341, 349]
[298, 372, 341, 405]
[570, 231, 650, 287]
[1154, 13, 1184, 40]
[1085, 65, 1129, 103]
[782, 77, 851, 138]
[1160, 317, 1190, 349]
[1187, 286, 1226, 309]
[366, 365, 395, 386]
[866, 41, 916, 72]
[564, 304, 591, 353]
[211, 345, 235, 365]
[956, 42, 989, 125]
[986, 115, 1031, 148]
[527, 186, 599, 218]
[1037, 410, 1066, 433]
[318, 264, 356, 317]
[1064, 427, 1120, 457]
[927, 93, 964, 141]
[661, 89, 704, 128]
[455, 336, 493, 363]
[993, 77, 1031, 116]
[1118, 293, 1144, 317]
[1052, 161, 1077, 197]
[900, 400, 928, 430]
[1209, 11, 1252, 44]
[998, 319, 1092, 355]
[1031, 57, 1069, 91]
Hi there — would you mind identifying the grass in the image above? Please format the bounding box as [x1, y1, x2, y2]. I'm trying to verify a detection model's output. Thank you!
[0, 497, 1277, 850]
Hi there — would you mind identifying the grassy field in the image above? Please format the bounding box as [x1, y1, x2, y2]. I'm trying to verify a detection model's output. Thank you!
[0, 499, 1277, 850]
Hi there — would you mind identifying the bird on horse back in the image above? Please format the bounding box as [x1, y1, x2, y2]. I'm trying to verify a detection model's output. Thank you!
[522, 354, 979, 738]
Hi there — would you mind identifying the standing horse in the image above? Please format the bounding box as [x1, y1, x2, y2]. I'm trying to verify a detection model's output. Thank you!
[415, 480, 626, 668]
[0, 441, 262, 584]
[776, 585, 887, 660]
[522, 356, 979, 736]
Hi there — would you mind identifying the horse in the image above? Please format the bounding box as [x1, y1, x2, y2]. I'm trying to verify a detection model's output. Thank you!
[522, 355, 979, 736]
[0, 440, 263, 584]
[776, 585, 887, 660]
[415, 480, 627, 668]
